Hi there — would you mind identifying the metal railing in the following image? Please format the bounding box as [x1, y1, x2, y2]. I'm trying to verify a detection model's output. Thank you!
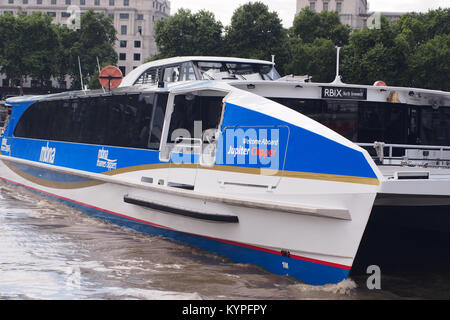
[357, 142, 450, 168]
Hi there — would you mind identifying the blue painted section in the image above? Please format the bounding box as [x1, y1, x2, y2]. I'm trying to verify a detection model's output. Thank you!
[2, 98, 376, 183]
[2, 137, 161, 174]
[0, 177, 350, 285]
[221, 102, 377, 179]
[4, 100, 34, 137]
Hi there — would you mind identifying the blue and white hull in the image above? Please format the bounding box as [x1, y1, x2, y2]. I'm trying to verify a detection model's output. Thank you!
[0, 81, 381, 285]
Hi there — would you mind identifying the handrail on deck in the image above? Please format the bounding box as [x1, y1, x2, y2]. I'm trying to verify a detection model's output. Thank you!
[356, 141, 450, 168]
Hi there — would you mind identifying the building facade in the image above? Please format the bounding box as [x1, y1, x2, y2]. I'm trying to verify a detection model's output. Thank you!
[296, 0, 369, 29]
[0, 0, 170, 89]
[296, 0, 407, 30]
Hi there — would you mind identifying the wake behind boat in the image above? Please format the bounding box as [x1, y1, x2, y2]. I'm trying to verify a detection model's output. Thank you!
[0, 56, 447, 285]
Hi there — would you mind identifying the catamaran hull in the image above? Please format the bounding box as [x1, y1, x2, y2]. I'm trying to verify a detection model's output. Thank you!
[0, 158, 377, 285]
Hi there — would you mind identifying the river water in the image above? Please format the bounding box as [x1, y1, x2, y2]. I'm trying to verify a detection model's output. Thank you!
[1, 180, 450, 300]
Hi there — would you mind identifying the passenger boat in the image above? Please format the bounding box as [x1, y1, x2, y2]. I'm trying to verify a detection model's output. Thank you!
[0, 56, 448, 285]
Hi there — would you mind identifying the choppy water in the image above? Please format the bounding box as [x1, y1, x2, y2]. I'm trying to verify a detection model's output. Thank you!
[1, 180, 450, 300]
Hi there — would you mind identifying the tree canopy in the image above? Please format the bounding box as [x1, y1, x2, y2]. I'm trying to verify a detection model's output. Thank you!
[224, 2, 289, 74]
[0, 10, 117, 90]
[152, 8, 224, 60]
[341, 8, 450, 91]
[0, 12, 59, 88]
[151, 3, 448, 91]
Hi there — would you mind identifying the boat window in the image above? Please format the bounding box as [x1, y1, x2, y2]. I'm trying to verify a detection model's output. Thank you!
[179, 62, 196, 81]
[195, 61, 280, 80]
[163, 65, 181, 82]
[419, 106, 450, 146]
[269, 98, 410, 144]
[323, 101, 358, 141]
[134, 67, 159, 85]
[165, 94, 223, 155]
[13, 93, 168, 150]
[148, 93, 168, 150]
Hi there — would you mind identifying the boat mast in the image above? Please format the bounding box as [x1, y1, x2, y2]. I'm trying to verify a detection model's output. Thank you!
[332, 46, 343, 84]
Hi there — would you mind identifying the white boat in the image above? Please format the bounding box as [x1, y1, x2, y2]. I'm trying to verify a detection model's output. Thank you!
[0, 56, 448, 285]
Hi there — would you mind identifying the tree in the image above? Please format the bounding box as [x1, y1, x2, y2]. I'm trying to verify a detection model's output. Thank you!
[0, 12, 59, 90]
[340, 9, 450, 90]
[152, 9, 224, 59]
[224, 2, 289, 75]
[66, 10, 117, 89]
[291, 7, 351, 46]
[409, 34, 450, 91]
[285, 38, 336, 82]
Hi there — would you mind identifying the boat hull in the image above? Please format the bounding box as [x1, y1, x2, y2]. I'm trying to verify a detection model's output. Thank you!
[0, 157, 377, 285]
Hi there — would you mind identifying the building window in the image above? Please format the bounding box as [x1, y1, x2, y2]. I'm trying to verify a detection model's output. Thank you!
[323, 2, 328, 11]
[134, 40, 141, 48]
[133, 53, 141, 61]
[8, 0, 13, 4]
[119, 66, 126, 76]
[137, 13, 143, 20]
[61, 12, 71, 17]
[47, 12, 56, 17]
[309, 2, 315, 11]
[121, 25, 127, 35]
[22, 0, 28, 4]
[137, 25, 142, 35]
[119, 53, 126, 60]
[109, 0, 114, 5]
[108, 13, 114, 19]
[80, 0, 85, 5]
[336, 2, 342, 13]
[94, 0, 100, 5]
[37, 0, 42, 4]
[123, 0, 129, 6]
[51, 0, 56, 4]
[119, 13, 129, 19]
[65, 0, 71, 4]
[119, 40, 127, 47]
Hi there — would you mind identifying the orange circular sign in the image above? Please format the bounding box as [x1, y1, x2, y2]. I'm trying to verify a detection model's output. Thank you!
[373, 80, 387, 87]
[99, 66, 123, 90]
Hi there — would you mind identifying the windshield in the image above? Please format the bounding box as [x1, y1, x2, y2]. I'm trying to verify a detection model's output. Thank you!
[195, 61, 280, 81]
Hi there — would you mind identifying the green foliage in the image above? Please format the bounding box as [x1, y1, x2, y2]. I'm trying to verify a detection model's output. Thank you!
[0, 12, 59, 87]
[0, 10, 117, 90]
[409, 33, 450, 91]
[153, 9, 224, 58]
[224, 2, 289, 74]
[285, 38, 336, 82]
[291, 7, 351, 45]
[340, 8, 450, 91]
[66, 10, 117, 89]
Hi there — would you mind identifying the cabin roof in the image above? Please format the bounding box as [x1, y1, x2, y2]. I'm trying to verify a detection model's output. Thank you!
[119, 56, 275, 87]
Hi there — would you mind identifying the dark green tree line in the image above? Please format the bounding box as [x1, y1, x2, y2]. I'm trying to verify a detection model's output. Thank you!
[0, 10, 117, 90]
[152, 2, 449, 91]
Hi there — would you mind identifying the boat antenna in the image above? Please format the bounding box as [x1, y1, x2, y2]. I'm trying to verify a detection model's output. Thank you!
[332, 46, 343, 84]
[271, 54, 275, 79]
[78, 56, 87, 93]
[96, 56, 106, 93]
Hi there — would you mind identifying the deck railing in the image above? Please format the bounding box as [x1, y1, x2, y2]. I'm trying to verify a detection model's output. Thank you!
[357, 142, 450, 168]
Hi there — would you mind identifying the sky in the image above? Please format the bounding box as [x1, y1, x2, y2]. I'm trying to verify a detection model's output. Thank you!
[169, 0, 449, 28]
